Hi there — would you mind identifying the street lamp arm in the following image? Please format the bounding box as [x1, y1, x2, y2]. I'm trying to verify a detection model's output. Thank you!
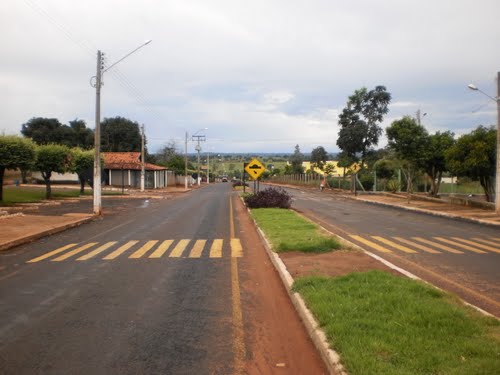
[103, 40, 152, 73]
[468, 83, 499, 102]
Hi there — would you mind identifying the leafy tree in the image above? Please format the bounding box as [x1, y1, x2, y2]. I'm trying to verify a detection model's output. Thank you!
[21, 117, 64, 145]
[445, 125, 496, 202]
[374, 158, 400, 191]
[310, 146, 328, 172]
[337, 86, 391, 166]
[386, 116, 429, 200]
[101, 116, 143, 152]
[71, 148, 94, 193]
[34, 144, 72, 199]
[289, 144, 304, 174]
[69, 119, 94, 149]
[421, 131, 455, 196]
[0, 136, 36, 201]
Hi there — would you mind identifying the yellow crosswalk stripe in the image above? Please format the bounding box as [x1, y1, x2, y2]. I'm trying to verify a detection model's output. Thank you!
[77, 241, 117, 260]
[231, 238, 243, 257]
[372, 236, 417, 253]
[103, 240, 139, 260]
[189, 240, 206, 258]
[27, 243, 78, 263]
[149, 240, 173, 258]
[349, 235, 391, 253]
[129, 240, 159, 258]
[473, 237, 500, 249]
[452, 237, 500, 254]
[392, 237, 441, 254]
[52, 242, 98, 261]
[412, 237, 463, 254]
[433, 237, 486, 254]
[210, 239, 223, 258]
[170, 239, 190, 257]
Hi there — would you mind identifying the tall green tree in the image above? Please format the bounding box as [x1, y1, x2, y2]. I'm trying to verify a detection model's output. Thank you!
[101, 116, 144, 152]
[0, 136, 36, 201]
[310, 146, 328, 172]
[422, 131, 455, 196]
[386, 116, 429, 201]
[21, 117, 63, 145]
[445, 125, 496, 202]
[71, 148, 94, 193]
[337, 86, 391, 165]
[34, 144, 72, 199]
[69, 119, 94, 149]
[289, 144, 304, 174]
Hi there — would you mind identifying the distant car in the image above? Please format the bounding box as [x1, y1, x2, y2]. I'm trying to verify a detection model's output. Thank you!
[221, 176, 228, 182]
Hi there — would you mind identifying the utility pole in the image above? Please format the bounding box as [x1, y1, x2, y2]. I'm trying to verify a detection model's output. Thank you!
[192, 135, 206, 186]
[184, 131, 188, 190]
[496, 71, 500, 214]
[141, 124, 145, 192]
[93, 50, 104, 216]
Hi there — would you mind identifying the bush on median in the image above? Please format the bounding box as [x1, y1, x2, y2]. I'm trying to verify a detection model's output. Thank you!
[244, 187, 292, 209]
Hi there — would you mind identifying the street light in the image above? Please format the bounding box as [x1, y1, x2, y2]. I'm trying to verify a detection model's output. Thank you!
[91, 40, 151, 215]
[184, 128, 208, 189]
[468, 72, 500, 214]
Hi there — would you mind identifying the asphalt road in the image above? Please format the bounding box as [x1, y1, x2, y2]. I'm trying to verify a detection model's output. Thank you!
[0, 184, 327, 375]
[266, 184, 500, 317]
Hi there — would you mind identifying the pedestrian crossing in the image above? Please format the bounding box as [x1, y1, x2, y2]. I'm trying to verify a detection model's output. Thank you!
[26, 239, 244, 263]
[349, 235, 500, 255]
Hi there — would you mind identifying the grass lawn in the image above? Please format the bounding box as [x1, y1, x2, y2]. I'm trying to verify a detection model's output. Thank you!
[293, 271, 500, 375]
[250, 207, 340, 253]
[1, 185, 122, 205]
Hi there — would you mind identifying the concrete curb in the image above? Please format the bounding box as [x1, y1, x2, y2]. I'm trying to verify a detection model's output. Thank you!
[0, 216, 95, 252]
[244, 203, 346, 375]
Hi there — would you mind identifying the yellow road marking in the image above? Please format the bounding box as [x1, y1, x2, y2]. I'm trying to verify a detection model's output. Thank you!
[52, 242, 98, 261]
[189, 240, 206, 258]
[412, 237, 463, 254]
[452, 237, 500, 254]
[349, 235, 392, 253]
[472, 238, 500, 252]
[210, 239, 223, 258]
[149, 240, 173, 258]
[77, 241, 117, 260]
[169, 239, 190, 258]
[231, 238, 243, 258]
[434, 237, 486, 254]
[129, 240, 159, 258]
[372, 236, 417, 253]
[103, 240, 139, 260]
[393, 237, 441, 254]
[27, 243, 78, 263]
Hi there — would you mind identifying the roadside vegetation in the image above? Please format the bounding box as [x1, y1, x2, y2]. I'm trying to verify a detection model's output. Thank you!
[294, 271, 500, 375]
[250, 207, 340, 253]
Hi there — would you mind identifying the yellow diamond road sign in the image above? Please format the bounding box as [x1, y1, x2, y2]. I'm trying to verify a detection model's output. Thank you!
[245, 158, 265, 180]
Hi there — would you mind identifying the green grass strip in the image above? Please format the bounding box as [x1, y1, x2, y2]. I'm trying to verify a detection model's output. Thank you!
[293, 270, 500, 375]
[250, 208, 340, 253]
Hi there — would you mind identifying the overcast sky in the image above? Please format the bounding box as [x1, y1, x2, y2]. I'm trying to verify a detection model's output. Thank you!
[2, 0, 499, 155]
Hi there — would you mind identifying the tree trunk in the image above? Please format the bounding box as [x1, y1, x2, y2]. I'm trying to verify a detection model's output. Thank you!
[79, 177, 85, 194]
[42, 170, 52, 199]
[480, 176, 494, 202]
[406, 169, 413, 204]
[0, 166, 5, 201]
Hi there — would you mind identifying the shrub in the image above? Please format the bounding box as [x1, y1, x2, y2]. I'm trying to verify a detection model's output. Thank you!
[387, 179, 400, 193]
[244, 187, 292, 209]
[232, 180, 249, 187]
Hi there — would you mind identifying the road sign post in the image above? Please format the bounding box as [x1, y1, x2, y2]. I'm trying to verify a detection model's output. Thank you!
[244, 158, 265, 193]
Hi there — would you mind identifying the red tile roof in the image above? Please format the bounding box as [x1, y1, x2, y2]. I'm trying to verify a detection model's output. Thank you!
[103, 152, 167, 171]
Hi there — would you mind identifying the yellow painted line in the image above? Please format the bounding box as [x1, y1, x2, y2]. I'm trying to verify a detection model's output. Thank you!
[27, 243, 78, 263]
[103, 240, 139, 260]
[412, 237, 463, 254]
[372, 236, 417, 253]
[454, 237, 500, 254]
[129, 240, 159, 258]
[210, 239, 223, 258]
[349, 235, 392, 253]
[169, 239, 190, 258]
[231, 238, 243, 258]
[52, 242, 98, 261]
[77, 241, 117, 260]
[229, 196, 235, 239]
[393, 237, 441, 254]
[472, 238, 500, 252]
[189, 240, 206, 258]
[434, 237, 486, 254]
[149, 240, 173, 258]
